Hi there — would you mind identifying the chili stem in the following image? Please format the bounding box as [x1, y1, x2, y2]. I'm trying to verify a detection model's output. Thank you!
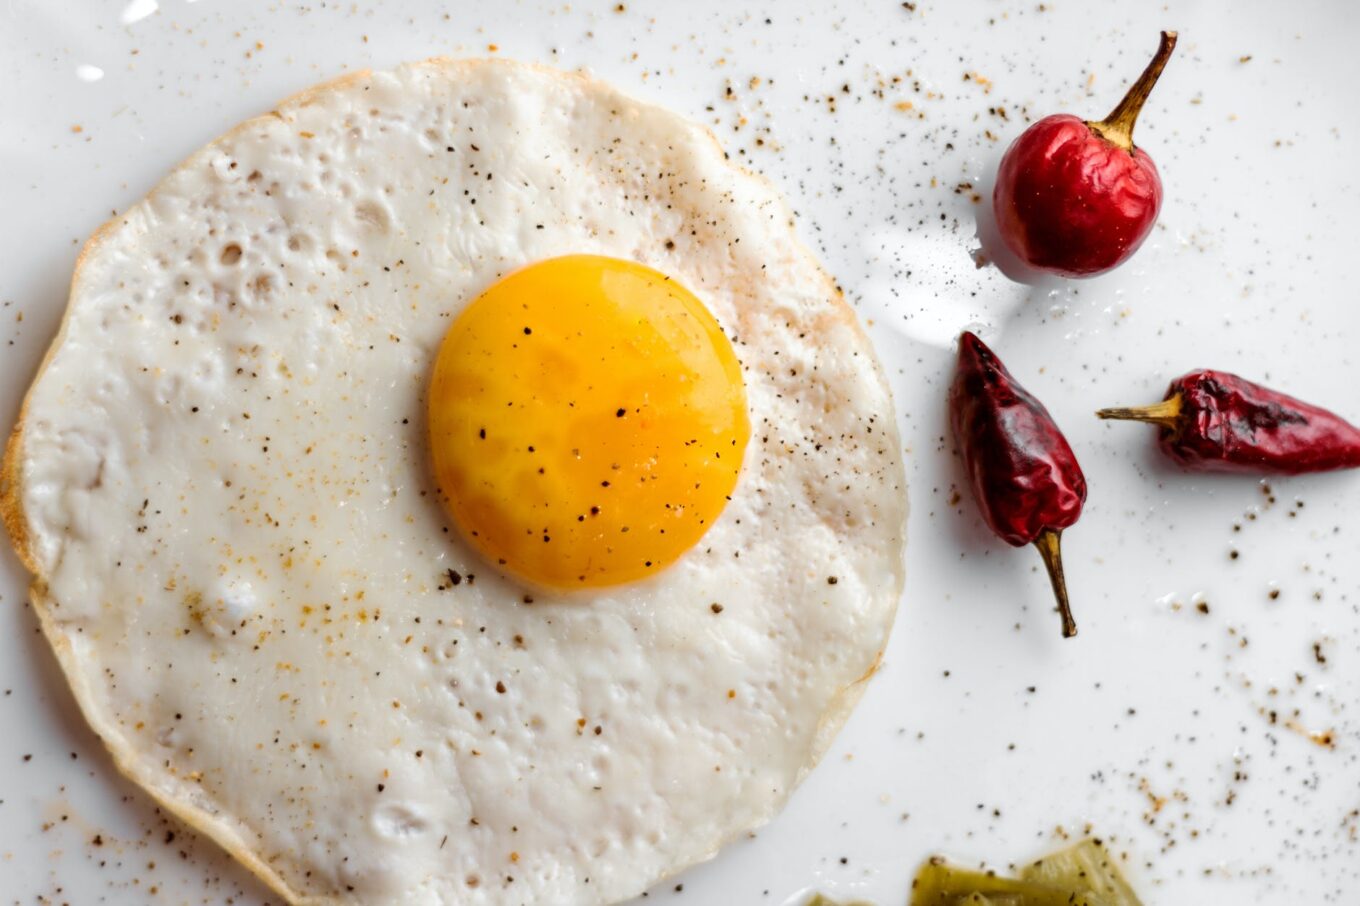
[1033, 529, 1077, 639]
[1088, 30, 1178, 152]
[1096, 393, 1184, 431]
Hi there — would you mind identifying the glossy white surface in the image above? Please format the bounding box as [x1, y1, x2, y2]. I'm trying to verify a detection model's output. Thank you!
[2, 1, 1357, 903]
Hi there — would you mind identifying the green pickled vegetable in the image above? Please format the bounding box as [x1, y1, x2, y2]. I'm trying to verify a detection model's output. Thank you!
[1020, 839, 1141, 906]
[909, 861, 1101, 906]
[909, 840, 1143, 906]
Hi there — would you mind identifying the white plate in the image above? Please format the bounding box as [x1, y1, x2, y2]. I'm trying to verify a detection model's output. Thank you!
[2, 1, 1357, 903]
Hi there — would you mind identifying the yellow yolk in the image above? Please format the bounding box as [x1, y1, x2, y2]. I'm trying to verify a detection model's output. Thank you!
[428, 255, 750, 588]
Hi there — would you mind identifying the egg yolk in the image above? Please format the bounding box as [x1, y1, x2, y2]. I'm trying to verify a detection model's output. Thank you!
[428, 255, 749, 588]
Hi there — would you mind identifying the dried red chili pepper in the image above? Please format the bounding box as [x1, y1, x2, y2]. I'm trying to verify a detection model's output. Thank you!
[1098, 369, 1360, 474]
[950, 331, 1086, 638]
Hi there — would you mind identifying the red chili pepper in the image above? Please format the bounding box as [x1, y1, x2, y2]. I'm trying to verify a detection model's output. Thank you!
[950, 331, 1086, 638]
[1098, 369, 1360, 474]
[992, 31, 1177, 277]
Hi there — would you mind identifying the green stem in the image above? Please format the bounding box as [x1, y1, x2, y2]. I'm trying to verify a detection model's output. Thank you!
[1088, 30, 1178, 152]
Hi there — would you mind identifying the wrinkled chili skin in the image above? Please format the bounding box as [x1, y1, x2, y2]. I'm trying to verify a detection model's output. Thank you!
[950, 332, 1087, 546]
[1160, 370, 1360, 474]
[993, 114, 1163, 277]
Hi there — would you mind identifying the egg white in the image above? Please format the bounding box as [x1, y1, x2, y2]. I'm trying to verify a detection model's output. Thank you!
[2, 59, 907, 905]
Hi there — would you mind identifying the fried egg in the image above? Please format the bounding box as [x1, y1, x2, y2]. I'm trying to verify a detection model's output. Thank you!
[1, 59, 906, 904]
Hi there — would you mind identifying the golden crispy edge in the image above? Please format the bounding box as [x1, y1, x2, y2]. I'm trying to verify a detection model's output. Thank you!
[0, 56, 908, 905]
[25, 584, 313, 902]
